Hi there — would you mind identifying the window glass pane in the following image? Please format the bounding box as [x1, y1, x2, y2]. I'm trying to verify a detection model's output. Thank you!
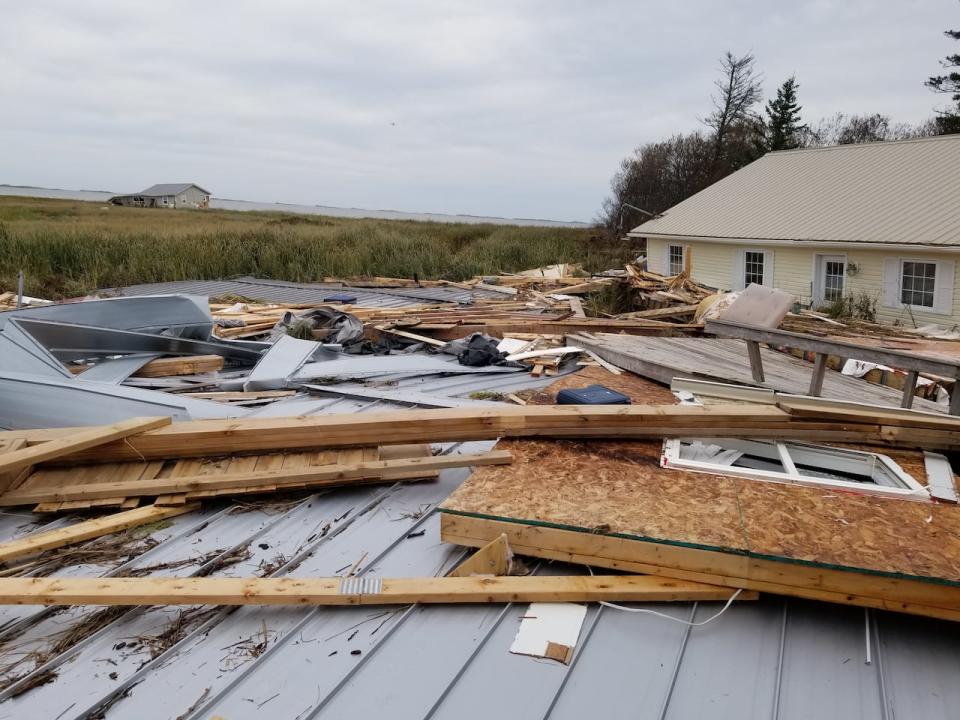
[668, 246, 684, 275]
[900, 261, 936, 307]
[744, 251, 764, 286]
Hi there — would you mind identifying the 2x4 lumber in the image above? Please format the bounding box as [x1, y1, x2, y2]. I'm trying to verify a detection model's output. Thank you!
[901, 370, 919, 409]
[11, 407, 958, 468]
[439, 514, 960, 621]
[777, 397, 960, 430]
[0, 417, 171, 476]
[131, 355, 225, 378]
[0, 504, 198, 564]
[746, 340, 765, 383]
[16, 406, 798, 464]
[0, 451, 513, 506]
[808, 352, 828, 397]
[618, 304, 700, 319]
[449, 534, 511, 577]
[374, 325, 447, 347]
[0, 574, 752, 607]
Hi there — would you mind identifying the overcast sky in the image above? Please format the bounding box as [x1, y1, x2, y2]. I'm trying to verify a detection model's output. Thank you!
[1, 1, 954, 222]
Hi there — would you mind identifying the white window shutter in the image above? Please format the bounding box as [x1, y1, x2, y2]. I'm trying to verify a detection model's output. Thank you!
[881, 257, 901, 308]
[662, 243, 670, 275]
[762, 250, 775, 287]
[733, 249, 745, 290]
[934, 260, 955, 315]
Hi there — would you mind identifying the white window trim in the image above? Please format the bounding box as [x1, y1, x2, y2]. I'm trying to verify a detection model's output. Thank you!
[733, 248, 774, 290]
[661, 438, 929, 501]
[883, 256, 955, 315]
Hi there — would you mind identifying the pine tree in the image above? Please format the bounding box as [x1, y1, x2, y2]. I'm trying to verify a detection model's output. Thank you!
[926, 27, 960, 134]
[762, 77, 803, 151]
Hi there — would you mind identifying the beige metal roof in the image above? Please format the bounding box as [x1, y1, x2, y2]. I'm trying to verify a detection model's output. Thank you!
[631, 134, 960, 247]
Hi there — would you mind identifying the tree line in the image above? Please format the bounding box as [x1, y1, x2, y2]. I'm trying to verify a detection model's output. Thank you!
[603, 20, 960, 233]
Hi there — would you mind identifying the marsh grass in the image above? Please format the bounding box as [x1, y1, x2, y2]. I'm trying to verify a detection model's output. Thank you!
[0, 197, 631, 298]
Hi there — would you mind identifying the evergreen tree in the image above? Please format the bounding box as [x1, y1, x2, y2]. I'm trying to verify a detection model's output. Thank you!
[762, 77, 803, 151]
[926, 26, 960, 134]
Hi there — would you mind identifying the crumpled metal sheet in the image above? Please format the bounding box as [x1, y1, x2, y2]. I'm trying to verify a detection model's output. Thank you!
[0, 294, 214, 339]
[11, 318, 262, 363]
[0, 370, 246, 429]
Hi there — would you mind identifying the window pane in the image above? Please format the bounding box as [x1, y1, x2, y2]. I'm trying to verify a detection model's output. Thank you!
[900, 261, 936, 308]
[744, 251, 764, 286]
[668, 246, 684, 275]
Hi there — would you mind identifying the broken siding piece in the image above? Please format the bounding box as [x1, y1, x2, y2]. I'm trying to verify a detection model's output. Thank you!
[510, 602, 587, 665]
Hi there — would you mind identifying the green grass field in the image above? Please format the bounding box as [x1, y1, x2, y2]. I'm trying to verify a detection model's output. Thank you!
[0, 197, 633, 298]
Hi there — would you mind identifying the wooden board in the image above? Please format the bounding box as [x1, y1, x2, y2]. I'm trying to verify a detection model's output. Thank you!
[4, 405, 809, 464]
[0, 417, 170, 475]
[0, 504, 197, 563]
[0, 574, 752, 606]
[0, 451, 510, 506]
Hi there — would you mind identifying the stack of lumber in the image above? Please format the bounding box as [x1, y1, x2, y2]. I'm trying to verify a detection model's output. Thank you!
[3, 399, 958, 509]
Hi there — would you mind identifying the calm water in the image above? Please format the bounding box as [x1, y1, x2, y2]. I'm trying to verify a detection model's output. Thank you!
[0, 185, 588, 228]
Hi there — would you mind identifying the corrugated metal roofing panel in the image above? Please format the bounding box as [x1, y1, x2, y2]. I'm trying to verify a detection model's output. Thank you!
[633, 134, 960, 247]
[107, 278, 504, 308]
[1, 370, 958, 719]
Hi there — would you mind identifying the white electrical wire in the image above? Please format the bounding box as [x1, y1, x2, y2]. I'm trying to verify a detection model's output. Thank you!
[587, 565, 743, 627]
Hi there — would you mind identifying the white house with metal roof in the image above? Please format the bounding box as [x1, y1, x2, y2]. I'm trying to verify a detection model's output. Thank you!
[632, 134, 960, 326]
[110, 183, 210, 209]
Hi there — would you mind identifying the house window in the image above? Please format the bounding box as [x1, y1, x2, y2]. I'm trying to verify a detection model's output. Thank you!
[901, 261, 936, 308]
[744, 251, 765, 286]
[661, 438, 928, 500]
[668, 245, 684, 276]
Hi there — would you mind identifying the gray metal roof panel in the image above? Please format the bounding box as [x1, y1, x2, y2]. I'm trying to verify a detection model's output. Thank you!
[136, 183, 210, 197]
[0, 371, 958, 718]
[106, 277, 505, 307]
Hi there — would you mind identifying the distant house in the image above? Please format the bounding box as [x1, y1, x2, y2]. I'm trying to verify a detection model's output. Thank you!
[631, 135, 960, 326]
[110, 183, 211, 209]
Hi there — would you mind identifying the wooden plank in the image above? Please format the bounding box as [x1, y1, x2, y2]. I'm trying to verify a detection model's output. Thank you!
[449, 534, 511, 577]
[439, 514, 960, 621]
[746, 340, 765, 383]
[618, 304, 699, 319]
[808, 352, 828, 397]
[133, 355, 225, 378]
[0, 417, 171, 475]
[374, 326, 447, 347]
[0, 504, 197, 564]
[901, 370, 919, 409]
[11, 405, 801, 464]
[0, 451, 513, 506]
[0, 574, 753, 606]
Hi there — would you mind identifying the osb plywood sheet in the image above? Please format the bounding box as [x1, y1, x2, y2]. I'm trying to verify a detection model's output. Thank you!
[442, 367, 960, 584]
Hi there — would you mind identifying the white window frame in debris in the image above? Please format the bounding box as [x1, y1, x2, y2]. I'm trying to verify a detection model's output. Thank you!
[661, 438, 930, 500]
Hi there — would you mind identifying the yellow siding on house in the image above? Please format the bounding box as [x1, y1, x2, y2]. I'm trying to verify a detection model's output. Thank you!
[646, 238, 960, 327]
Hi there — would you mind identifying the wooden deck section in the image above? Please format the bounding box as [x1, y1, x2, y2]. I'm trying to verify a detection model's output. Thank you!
[570, 333, 944, 413]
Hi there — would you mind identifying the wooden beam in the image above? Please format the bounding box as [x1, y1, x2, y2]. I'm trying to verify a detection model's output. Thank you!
[449, 534, 512, 577]
[0, 417, 171, 475]
[618, 304, 700, 319]
[133, 355, 225, 378]
[9, 401, 957, 470]
[746, 340, 765, 383]
[901, 370, 919, 409]
[0, 451, 512, 506]
[374, 325, 447, 347]
[0, 574, 754, 606]
[0, 504, 198, 564]
[808, 352, 828, 397]
[439, 513, 960, 621]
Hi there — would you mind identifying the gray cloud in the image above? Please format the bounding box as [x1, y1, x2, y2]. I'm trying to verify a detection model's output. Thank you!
[0, 1, 952, 221]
